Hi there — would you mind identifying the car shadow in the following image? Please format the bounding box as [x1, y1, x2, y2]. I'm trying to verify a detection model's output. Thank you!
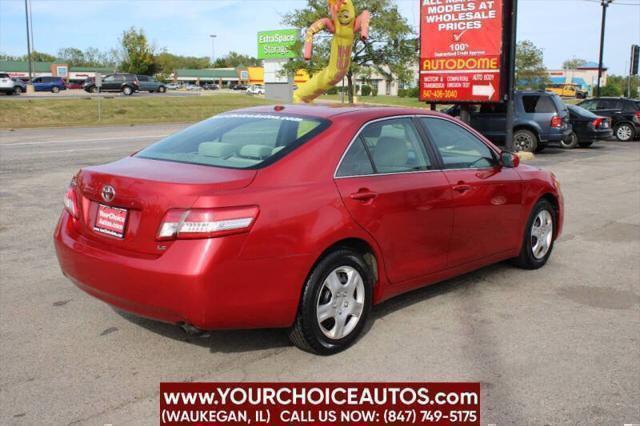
[114, 262, 508, 355]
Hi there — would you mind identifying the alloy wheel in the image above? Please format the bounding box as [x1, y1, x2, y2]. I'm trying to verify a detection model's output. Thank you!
[316, 266, 365, 340]
[531, 210, 553, 259]
[616, 124, 633, 142]
[514, 133, 535, 152]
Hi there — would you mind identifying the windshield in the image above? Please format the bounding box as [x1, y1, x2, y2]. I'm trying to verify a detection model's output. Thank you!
[136, 113, 329, 169]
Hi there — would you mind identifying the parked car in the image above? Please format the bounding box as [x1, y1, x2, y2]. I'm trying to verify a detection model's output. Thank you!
[546, 84, 587, 99]
[203, 83, 220, 90]
[445, 91, 572, 152]
[54, 105, 564, 355]
[246, 84, 265, 95]
[67, 81, 84, 89]
[577, 97, 640, 142]
[136, 75, 166, 93]
[563, 104, 613, 148]
[184, 84, 202, 91]
[166, 83, 181, 90]
[232, 84, 248, 91]
[83, 73, 139, 95]
[32, 76, 67, 93]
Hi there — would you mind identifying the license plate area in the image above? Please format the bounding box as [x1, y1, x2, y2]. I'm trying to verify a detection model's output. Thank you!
[94, 204, 128, 238]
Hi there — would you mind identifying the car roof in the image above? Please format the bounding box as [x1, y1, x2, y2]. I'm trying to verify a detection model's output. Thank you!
[233, 104, 446, 121]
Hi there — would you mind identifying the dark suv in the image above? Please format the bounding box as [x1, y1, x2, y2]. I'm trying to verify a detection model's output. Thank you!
[577, 97, 640, 142]
[446, 91, 572, 152]
[83, 73, 140, 95]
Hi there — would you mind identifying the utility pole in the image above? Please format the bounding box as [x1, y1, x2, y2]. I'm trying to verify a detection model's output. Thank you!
[504, 0, 518, 152]
[209, 34, 217, 66]
[596, 0, 613, 97]
[24, 0, 33, 84]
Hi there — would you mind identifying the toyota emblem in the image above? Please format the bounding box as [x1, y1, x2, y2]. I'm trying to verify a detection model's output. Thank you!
[101, 185, 116, 202]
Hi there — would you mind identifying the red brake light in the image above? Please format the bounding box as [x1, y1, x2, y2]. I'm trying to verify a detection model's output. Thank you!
[157, 206, 259, 240]
[550, 116, 563, 128]
[634, 111, 640, 121]
[63, 185, 79, 219]
[592, 117, 604, 129]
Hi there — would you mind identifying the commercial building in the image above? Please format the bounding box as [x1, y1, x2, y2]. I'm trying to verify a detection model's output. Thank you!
[547, 61, 608, 92]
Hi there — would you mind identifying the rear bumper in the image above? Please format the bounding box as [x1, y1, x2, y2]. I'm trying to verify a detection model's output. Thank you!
[54, 212, 311, 330]
[578, 128, 613, 142]
[544, 127, 573, 143]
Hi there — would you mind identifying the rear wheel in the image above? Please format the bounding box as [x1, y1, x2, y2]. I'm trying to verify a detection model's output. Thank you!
[51, 86, 60, 93]
[560, 132, 579, 149]
[289, 249, 372, 355]
[14, 86, 23, 95]
[512, 199, 556, 270]
[90, 86, 98, 93]
[513, 129, 538, 153]
[158, 86, 166, 93]
[614, 123, 635, 142]
[122, 86, 133, 96]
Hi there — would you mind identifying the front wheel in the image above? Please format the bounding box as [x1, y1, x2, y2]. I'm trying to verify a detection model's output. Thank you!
[512, 199, 556, 270]
[51, 86, 60, 93]
[560, 132, 579, 149]
[614, 123, 635, 142]
[158, 86, 166, 93]
[122, 86, 133, 96]
[289, 249, 372, 355]
[513, 129, 538, 153]
[14, 86, 23, 95]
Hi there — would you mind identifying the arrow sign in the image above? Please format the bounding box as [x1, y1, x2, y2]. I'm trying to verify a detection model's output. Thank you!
[472, 83, 496, 99]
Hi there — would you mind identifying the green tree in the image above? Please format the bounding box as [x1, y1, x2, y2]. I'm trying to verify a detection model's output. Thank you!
[57, 47, 86, 66]
[516, 40, 549, 89]
[213, 52, 262, 68]
[602, 74, 639, 97]
[562, 57, 586, 70]
[119, 27, 156, 75]
[282, 0, 415, 102]
[25, 51, 56, 62]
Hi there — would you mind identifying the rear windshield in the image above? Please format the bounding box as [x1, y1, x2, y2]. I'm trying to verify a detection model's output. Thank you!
[136, 113, 328, 169]
[568, 104, 597, 119]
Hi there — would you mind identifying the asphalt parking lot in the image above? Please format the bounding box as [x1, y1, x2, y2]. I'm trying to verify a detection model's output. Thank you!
[0, 126, 638, 424]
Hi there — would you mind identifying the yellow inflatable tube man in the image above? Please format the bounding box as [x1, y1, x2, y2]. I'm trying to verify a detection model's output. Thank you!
[293, 0, 370, 104]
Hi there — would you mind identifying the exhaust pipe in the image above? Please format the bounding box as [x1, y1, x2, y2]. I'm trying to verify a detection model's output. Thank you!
[179, 322, 210, 338]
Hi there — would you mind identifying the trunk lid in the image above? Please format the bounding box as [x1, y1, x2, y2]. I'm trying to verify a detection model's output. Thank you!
[74, 156, 256, 255]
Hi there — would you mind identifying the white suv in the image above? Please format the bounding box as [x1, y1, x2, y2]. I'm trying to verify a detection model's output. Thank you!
[0, 73, 23, 95]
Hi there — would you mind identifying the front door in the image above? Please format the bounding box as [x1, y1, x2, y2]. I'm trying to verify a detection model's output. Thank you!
[334, 117, 453, 284]
[418, 117, 524, 267]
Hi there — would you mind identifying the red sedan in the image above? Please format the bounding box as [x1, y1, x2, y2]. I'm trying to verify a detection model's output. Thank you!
[54, 105, 564, 354]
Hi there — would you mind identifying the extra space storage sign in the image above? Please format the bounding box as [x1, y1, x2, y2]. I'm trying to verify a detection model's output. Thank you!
[420, 0, 509, 103]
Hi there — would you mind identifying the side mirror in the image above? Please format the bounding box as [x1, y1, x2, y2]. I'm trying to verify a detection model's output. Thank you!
[501, 151, 520, 168]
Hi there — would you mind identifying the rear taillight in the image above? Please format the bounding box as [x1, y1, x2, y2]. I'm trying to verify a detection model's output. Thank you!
[63, 185, 79, 219]
[550, 116, 563, 128]
[634, 111, 640, 122]
[157, 206, 259, 240]
[592, 117, 604, 129]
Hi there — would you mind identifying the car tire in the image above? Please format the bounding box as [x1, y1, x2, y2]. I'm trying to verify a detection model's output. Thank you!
[51, 86, 60, 94]
[158, 86, 166, 93]
[289, 248, 373, 355]
[122, 86, 133, 96]
[614, 123, 635, 142]
[560, 132, 579, 149]
[14, 87, 23, 95]
[513, 129, 538, 153]
[578, 141, 594, 148]
[511, 199, 556, 270]
[90, 86, 98, 94]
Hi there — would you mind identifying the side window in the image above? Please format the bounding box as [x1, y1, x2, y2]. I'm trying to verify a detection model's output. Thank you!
[361, 118, 431, 173]
[580, 100, 597, 111]
[597, 99, 620, 110]
[522, 95, 556, 113]
[104, 75, 115, 82]
[420, 118, 497, 170]
[336, 138, 374, 177]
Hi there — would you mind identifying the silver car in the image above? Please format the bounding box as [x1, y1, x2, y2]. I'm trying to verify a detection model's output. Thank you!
[0, 73, 24, 95]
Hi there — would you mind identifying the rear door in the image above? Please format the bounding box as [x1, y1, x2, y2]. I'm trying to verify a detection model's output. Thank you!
[334, 117, 453, 283]
[595, 98, 622, 119]
[418, 117, 524, 267]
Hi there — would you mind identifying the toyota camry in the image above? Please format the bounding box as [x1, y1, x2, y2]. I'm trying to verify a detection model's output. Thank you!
[54, 105, 564, 355]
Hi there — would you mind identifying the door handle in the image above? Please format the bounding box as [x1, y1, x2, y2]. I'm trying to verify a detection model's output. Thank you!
[350, 190, 378, 202]
[452, 184, 471, 193]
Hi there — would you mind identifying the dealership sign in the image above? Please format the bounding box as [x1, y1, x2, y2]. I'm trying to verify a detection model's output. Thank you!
[420, 0, 512, 103]
[257, 29, 299, 60]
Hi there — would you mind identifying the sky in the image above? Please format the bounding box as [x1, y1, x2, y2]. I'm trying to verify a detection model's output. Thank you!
[0, 0, 639, 75]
